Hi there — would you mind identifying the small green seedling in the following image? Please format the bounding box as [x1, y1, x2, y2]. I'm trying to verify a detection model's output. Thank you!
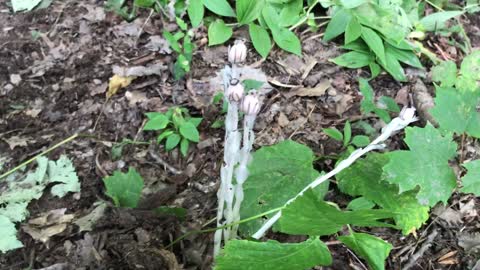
[144, 107, 202, 156]
[323, 121, 371, 150]
[163, 17, 195, 80]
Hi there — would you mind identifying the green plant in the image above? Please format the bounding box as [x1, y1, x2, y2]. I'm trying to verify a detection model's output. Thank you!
[358, 78, 400, 123]
[103, 168, 144, 208]
[163, 17, 195, 80]
[323, 121, 371, 150]
[144, 107, 202, 156]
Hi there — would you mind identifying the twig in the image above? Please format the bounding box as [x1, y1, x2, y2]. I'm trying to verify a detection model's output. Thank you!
[135, 9, 154, 46]
[148, 148, 182, 175]
[403, 229, 439, 270]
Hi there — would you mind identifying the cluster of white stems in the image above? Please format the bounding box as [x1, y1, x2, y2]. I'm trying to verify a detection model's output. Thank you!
[214, 41, 261, 256]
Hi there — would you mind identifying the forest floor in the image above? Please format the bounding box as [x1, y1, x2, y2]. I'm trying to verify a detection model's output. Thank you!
[1, 1, 480, 269]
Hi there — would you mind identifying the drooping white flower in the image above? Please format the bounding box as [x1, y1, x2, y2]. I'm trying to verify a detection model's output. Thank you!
[226, 79, 244, 102]
[241, 92, 261, 115]
[228, 40, 247, 64]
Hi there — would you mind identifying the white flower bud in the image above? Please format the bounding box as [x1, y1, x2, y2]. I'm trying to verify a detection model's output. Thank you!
[399, 107, 418, 122]
[241, 92, 261, 115]
[228, 40, 247, 64]
[226, 79, 244, 102]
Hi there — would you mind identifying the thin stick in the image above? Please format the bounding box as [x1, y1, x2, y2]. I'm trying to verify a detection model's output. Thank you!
[0, 133, 79, 180]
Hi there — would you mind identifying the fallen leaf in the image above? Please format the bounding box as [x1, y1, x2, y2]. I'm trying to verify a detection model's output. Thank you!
[112, 63, 166, 77]
[145, 36, 171, 54]
[9, 74, 21, 85]
[23, 208, 74, 244]
[291, 80, 331, 97]
[458, 232, 480, 253]
[107, 75, 134, 98]
[432, 204, 463, 225]
[3, 136, 30, 150]
[74, 202, 107, 233]
[437, 250, 458, 265]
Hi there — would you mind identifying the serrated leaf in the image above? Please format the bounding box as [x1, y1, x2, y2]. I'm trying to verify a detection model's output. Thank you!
[430, 86, 480, 138]
[215, 238, 332, 270]
[249, 23, 271, 58]
[383, 125, 457, 206]
[47, 155, 81, 198]
[323, 127, 343, 141]
[179, 122, 200, 142]
[279, 189, 395, 236]
[460, 160, 480, 195]
[236, 0, 264, 24]
[431, 61, 457, 87]
[103, 168, 144, 208]
[0, 215, 23, 253]
[361, 27, 386, 65]
[330, 51, 374, 68]
[0, 202, 29, 223]
[208, 19, 233, 46]
[323, 8, 352, 41]
[202, 0, 235, 17]
[338, 232, 392, 270]
[187, 0, 204, 27]
[165, 133, 181, 151]
[419, 11, 463, 31]
[337, 153, 430, 234]
[11, 0, 42, 12]
[347, 197, 375, 210]
[240, 140, 329, 235]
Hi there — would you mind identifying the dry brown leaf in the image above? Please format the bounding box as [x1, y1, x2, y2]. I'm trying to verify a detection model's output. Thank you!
[291, 80, 331, 97]
[23, 208, 74, 243]
[3, 135, 30, 150]
[437, 250, 458, 265]
[107, 75, 134, 98]
[74, 202, 107, 233]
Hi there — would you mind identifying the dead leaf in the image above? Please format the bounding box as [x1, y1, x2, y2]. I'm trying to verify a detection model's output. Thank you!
[74, 202, 107, 233]
[113, 63, 166, 77]
[145, 35, 171, 54]
[432, 204, 462, 225]
[458, 232, 480, 253]
[23, 208, 74, 244]
[107, 75, 134, 98]
[291, 80, 331, 97]
[3, 135, 30, 150]
[336, 94, 353, 116]
[10, 74, 21, 85]
[459, 199, 477, 218]
[278, 112, 290, 127]
[437, 250, 458, 265]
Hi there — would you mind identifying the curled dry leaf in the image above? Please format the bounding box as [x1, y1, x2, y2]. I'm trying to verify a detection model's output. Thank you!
[23, 208, 74, 244]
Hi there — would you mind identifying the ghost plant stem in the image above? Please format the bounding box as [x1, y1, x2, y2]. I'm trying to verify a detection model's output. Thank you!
[252, 108, 419, 239]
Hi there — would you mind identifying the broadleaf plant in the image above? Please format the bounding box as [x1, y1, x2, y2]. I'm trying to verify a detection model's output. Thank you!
[103, 168, 144, 208]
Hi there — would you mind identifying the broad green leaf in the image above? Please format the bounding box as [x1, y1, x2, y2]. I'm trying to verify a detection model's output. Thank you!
[338, 232, 392, 270]
[278, 0, 303, 27]
[202, 0, 235, 17]
[385, 45, 423, 69]
[419, 11, 463, 31]
[236, 0, 264, 24]
[323, 8, 352, 41]
[460, 50, 480, 81]
[179, 121, 200, 142]
[180, 138, 189, 157]
[279, 189, 395, 236]
[157, 130, 173, 144]
[208, 20, 232, 46]
[262, 5, 301, 55]
[378, 96, 400, 113]
[383, 125, 457, 206]
[456, 75, 478, 92]
[47, 155, 81, 198]
[343, 121, 352, 146]
[187, 0, 204, 27]
[384, 38, 414, 51]
[361, 27, 386, 65]
[0, 215, 23, 253]
[249, 23, 272, 58]
[340, 0, 367, 8]
[242, 79, 264, 90]
[347, 197, 375, 210]
[343, 39, 369, 53]
[382, 50, 407, 82]
[0, 202, 29, 223]
[323, 127, 343, 141]
[215, 238, 332, 270]
[460, 160, 480, 196]
[134, 0, 155, 8]
[144, 114, 169, 130]
[337, 153, 430, 234]
[351, 135, 370, 147]
[103, 168, 144, 208]
[431, 61, 457, 87]
[330, 51, 374, 68]
[188, 117, 203, 127]
[11, 0, 42, 12]
[163, 31, 182, 53]
[345, 17, 362, 44]
[430, 86, 480, 138]
[165, 133, 181, 150]
[369, 62, 381, 78]
[358, 78, 391, 123]
[240, 140, 329, 235]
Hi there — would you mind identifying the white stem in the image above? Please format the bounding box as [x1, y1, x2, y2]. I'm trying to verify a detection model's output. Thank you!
[252, 112, 418, 239]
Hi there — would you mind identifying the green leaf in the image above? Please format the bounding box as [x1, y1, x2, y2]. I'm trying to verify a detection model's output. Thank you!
[351, 135, 370, 147]
[144, 113, 169, 130]
[323, 127, 343, 141]
[240, 140, 329, 235]
[179, 121, 200, 142]
[345, 17, 362, 44]
[378, 96, 400, 113]
[279, 189, 395, 236]
[0, 215, 23, 253]
[215, 238, 332, 270]
[103, 168, 144, 208]
[460, 50, 480, 81]
[361, 27, 386, 65]
[337, 153, 430, 234]
[347, 197, 375, 210]
[157, 130, 174, 143]
[208, 19, 233, 46]
[165, 133, 181, 151]
[176, 17, 188, 32]
[382, 50, 407, 82]
[431, 61, 457, 87]
[358, 78, 376, 113]
[249, 23, 272, 58]
[0, 202, 29, 223]
[236, 0, 264, 24]
[202, 0, 235, 17]
[460, 160, 480, 196]
[242, 79, 264, 91]
[278, 0, 303, 27]
[47, 155, 81, 198]
[180, 138, 189, 156]
[163, 31, 182, 53]
[369, 62, 381, 78]
[153, 206, 187, 220]
[134, 0, 155, 8]
[343, 121, 352, 146]
[385, 45, 423, 69]
[323, 8, 352, 41]
[419, 11, 463, 31]
[262, 5, 301, 55]
[11, 0, 42, 12]
[338, 232, 392, 270]
[383, 124, 457, 206]
[430, 86, 480, 138]
[188, 117, 203, 127]
[187, 0, 204, 27]
[330, 51, 374, 68]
